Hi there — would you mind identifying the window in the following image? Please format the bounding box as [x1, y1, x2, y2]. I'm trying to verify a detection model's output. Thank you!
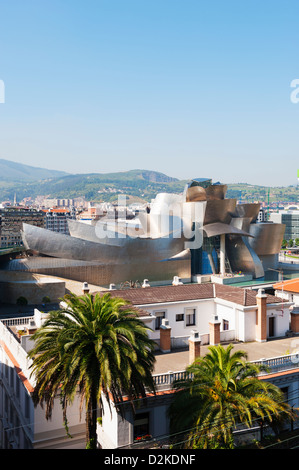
[186, 308, 196, 326]
[155, 311, 165, 330]
[280, 387, 289, 403]
[176, 314, 184, 322]
[223, 319, 229, 331]
[134, 412, 150, 441]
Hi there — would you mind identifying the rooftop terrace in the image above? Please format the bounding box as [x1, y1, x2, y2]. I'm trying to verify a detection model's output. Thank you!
[153, 335, 299, 375]
[2, 313, 299, 397]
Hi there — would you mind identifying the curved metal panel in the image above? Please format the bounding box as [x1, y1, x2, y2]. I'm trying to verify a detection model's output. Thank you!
[186, 184, 227, 202]
[226, 235, 264, 278]
[3, 256, 191, 287]
[203, 199, 237, 225]
[68, 219, 143, 246]
[202, 222, 253, 238]
[248, 223, 285, 255]
[22, 223, 188, 264]
[205, 184, 227, 200]
[231, 203, 261, 222]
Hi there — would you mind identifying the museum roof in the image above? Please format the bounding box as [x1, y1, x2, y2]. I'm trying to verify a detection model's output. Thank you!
[102, 282, 283, 308]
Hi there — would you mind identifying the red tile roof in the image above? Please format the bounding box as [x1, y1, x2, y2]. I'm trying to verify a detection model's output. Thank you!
[101, 283, 283, 308]
[273, 278, 299, 294]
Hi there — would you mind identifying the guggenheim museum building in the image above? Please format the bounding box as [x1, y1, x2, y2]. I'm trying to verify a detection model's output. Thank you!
[2, 180, 285, 288]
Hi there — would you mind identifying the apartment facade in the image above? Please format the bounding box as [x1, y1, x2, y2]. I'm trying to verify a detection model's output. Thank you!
[0, 311, 86, 449]
[99, 355, 299, 449]
[274, 278, 299, 316]
[107, 282, 293, 345]
[270, 210, 299, 242]
[0, 207, 45, 249]
[43, 207, 76, 235]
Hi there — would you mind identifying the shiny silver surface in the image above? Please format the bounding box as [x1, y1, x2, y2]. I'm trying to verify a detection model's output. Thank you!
[186, 183, 227, 201]
[231, 203, 261, 222]
[202, 222, 253, 238]
[3, 255, 191, 286]
[22, 223, 188, 264]
[11, 180, 286, 284]
[248, 223, 286, 255]
[203, 199, 237, 225]
[226, 235, 265, 279]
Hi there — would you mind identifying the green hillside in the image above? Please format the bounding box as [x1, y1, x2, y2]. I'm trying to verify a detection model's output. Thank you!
[0, 159, 297, 204]
[0, 169, 187, 203]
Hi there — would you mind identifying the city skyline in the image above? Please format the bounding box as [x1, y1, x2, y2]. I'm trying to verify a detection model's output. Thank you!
[0, 1, 299, 187]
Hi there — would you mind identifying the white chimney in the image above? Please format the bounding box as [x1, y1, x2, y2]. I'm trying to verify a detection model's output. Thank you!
[83, 282, 89, 294]
[142, 279, 150, 288]
[172, 276, 183, 286]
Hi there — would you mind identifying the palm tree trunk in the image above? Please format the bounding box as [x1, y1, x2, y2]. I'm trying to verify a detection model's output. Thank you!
[86, 393, 98, 449]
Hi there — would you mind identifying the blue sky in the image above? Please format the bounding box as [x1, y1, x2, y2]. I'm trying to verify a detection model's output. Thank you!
[0, 0, 299, 186]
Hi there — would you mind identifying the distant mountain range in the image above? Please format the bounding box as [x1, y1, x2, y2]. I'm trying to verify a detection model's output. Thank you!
[0, 159, 188, 202]
[0, 158, 69, 181]
[0, 158, 297, 204]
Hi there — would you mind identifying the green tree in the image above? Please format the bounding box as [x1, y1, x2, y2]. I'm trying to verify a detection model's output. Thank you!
[288, 239, 294, 247]
[28, 292, 156, 449]
[295, 238, 299, 246]
[281, 239, 287, 249]
[168, 344, 295, 449]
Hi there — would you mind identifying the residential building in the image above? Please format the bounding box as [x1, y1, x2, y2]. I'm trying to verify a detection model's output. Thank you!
[43, 207, 76, 235]
[107, 282, 292, 344]
[274, 278, 299, 307]
[99, 350, 299, 449]
[0, 207, 45, 249]
[1, 282, 299, 449]
[270, 209, 299, 242]
[0, 310, 86, 449]
[257, 207, 268, 222]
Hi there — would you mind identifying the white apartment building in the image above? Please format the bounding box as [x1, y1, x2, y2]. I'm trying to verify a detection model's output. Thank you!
[274, 278, 299, 307]
[107, 282, 292, 345]
[43, 207, 76, 235]
[0, 310, 86, 449]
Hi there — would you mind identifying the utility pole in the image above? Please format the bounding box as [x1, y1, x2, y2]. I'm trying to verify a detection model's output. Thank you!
[269, 267, 284, 316]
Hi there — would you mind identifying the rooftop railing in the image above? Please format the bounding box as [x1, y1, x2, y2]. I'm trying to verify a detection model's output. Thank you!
[152, 353, 299, 391]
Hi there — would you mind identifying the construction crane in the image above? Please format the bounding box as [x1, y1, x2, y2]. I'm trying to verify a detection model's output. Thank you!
[267, 188, 270, 221]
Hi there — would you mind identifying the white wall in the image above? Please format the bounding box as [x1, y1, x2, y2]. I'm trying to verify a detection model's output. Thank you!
[140, 299, 215, 342]
[99, 393, 120, 449]
[267, 305, 290, 337]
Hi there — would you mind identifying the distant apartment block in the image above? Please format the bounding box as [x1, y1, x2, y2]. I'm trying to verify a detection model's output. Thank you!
[0, 207, 45, 249]
[41, 197, 87, 209]
[43, 207, 76, 235]
[270, 206, 299, 241]
[257, 207, 268, 222]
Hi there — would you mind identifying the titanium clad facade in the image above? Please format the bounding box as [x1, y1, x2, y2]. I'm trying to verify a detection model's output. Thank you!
[2, 180, 286, 286]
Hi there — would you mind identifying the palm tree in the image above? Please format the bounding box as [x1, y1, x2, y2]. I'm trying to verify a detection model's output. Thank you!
[28, 292, 156, 449]
[168, 344, 295, 449]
